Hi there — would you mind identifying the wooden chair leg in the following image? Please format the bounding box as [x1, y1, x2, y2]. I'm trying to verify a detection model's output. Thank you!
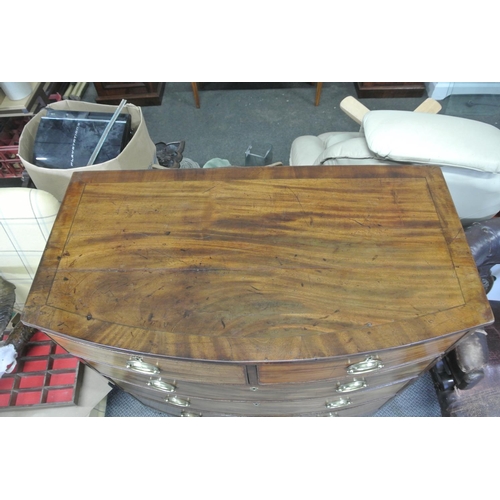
[315, 82, 323, 106]
[413, 97, 442, 114]
[191, 82, 200, 108]
[340, 96, 370, 125]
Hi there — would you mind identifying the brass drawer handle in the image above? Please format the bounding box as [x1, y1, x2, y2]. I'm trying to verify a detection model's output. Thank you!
[126, 357, 160, 374]
[167, 395, 190, 407]
[347, 356, 384, 374]
[148, 378, 176, 393]
[326, 397, 351, 409]
[336, 380, 367, 393]
[181, 411, 202, 417]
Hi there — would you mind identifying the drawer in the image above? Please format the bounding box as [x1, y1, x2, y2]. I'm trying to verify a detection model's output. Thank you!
[129, 394, 397, 417]
[48, 334, 246, 385]
[47, 329, 466, 388]
[258, 330, 466, 384]
[114, 375, 413, 416]
[307, 398, 399, 417]
[86, 355, 433, 402]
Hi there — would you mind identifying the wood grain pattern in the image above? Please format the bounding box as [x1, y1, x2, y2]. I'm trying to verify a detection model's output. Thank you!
[50, 333, 247, 384]
[23, 166, 493, 365]
[257, 330, 466, 384]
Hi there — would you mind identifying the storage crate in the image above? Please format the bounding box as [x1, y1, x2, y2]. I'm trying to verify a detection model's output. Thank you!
[0, 331, 82, 410]
[0, 117, 29, 183]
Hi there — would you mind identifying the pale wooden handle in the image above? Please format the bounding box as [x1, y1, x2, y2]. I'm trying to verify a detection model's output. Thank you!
[340, 95, 441, 125]
[339, 96, 370, 125]
[413, 97, 442, 114]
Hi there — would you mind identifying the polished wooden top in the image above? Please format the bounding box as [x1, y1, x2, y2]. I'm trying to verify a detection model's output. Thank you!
[22, 166, 493, 362]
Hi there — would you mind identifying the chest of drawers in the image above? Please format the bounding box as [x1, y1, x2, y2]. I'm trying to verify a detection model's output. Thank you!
[22, 165, 493, 416]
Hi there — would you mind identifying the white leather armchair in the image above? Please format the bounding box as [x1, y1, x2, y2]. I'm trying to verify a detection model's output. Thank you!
[290, 98, 500, 225]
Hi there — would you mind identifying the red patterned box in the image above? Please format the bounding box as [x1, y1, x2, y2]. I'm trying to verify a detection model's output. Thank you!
[0, 331, 82, 410]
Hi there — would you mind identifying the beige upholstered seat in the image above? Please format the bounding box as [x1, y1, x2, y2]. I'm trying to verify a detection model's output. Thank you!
[290, 107, 500, 226]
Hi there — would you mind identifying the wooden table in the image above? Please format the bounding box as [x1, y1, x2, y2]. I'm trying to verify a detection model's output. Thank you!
[93, 83, 165, 106]
[22, 165, 493, 416]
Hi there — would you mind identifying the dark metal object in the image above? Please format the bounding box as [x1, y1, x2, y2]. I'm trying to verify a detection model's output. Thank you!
[1, 310, 36, 354]
[1, 278, 36, 370]
[4, 318, 37, 355]
[432, 301, 500, 416]
[431, 329, 489, 392]
[33, 110, 132, 169]
[464, 218, 500, 293]
[155, 141, 185, 168]
[0, 277, 15, 334]
[431, 218, 500, 414]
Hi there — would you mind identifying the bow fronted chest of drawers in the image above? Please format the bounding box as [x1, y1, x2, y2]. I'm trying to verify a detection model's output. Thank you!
[22, 166, 493, 416]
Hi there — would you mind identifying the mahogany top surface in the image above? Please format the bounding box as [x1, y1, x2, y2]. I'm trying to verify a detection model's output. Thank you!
[22, 165, 493, 362]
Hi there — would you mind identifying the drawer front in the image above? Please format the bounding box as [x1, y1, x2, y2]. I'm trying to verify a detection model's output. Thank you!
[258, 331, 466, 384]
[113, 374, 413, 416]
[46, 329, 465, 388]
[307, 398, 397, 417]
[130, 394, 395, 417]
[48, 334, 246, 384]
[86, 356, 432, 402]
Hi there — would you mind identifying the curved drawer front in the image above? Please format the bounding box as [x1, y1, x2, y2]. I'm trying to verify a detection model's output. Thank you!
[130, 395, 397, 417]
[45, 329, 466, 417]
[257, 330, 465, 384]
[49, 334, 246, 385]
[86, 356, 432, 402]
[128, 397, 391, 417]
[50, 329, 461, 388]
[122, 378, 413, 417]
[306, 398, 397, 417]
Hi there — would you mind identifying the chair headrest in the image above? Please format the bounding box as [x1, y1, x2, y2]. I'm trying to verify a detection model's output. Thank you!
[363, 110, 500, 174]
